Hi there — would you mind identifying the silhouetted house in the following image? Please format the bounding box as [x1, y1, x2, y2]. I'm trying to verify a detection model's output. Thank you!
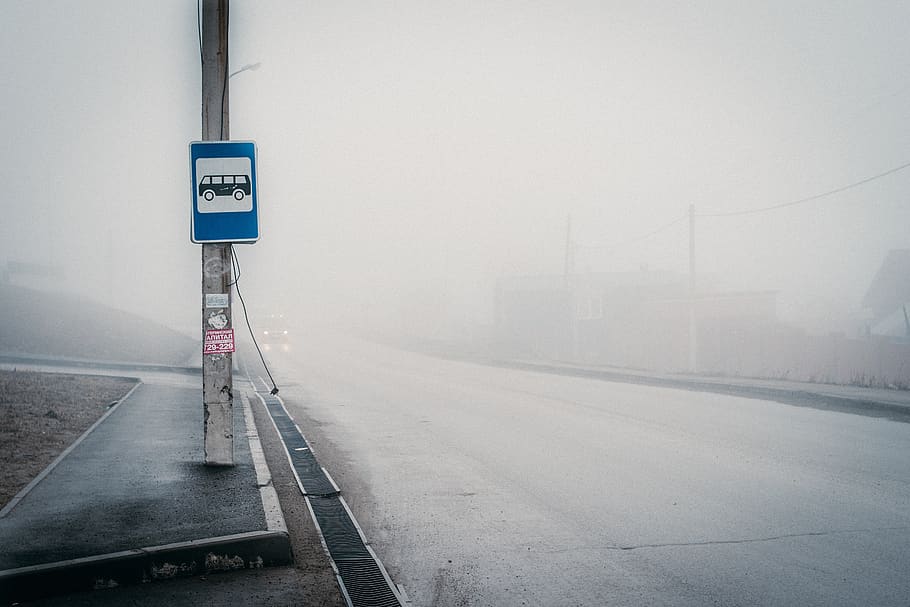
[495, 270, 778, 371]
[494, 270, 687, 364]
[862, 249, 910, 339]
[494, 274, 573, 360]
[572, 271, 688, 368]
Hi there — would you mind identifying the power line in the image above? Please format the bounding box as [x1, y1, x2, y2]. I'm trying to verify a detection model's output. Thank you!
[196, 0, 203, 63]
[698, 159, 910, 218]
[569, 156, 910, 272]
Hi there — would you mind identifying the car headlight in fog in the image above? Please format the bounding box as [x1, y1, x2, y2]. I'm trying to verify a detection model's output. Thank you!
[263, 330, 269, 335]
[283, 330, 288, 334]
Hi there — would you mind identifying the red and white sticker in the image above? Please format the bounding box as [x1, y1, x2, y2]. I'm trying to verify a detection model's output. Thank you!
[204, 329, 235, 354]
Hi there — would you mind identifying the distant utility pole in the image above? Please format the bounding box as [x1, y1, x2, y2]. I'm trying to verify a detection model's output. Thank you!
[564, 213, 573, 289]
[201, 0, 233, 466]
[564, 214, 578, 360]
[688, 203, 697, 374]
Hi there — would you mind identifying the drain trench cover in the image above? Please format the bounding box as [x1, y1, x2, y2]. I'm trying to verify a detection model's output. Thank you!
[255, 389, 405, 607]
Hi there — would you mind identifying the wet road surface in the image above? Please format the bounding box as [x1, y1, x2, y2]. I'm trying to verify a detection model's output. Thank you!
[263, 331, 910, 606]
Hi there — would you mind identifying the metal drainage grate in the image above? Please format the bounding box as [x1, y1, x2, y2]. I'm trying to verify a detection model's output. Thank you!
[335, 558, 404, 607]
[258, 394, 338, 497]
[255, 388, 404, 607]
[308, 495, 371, 561]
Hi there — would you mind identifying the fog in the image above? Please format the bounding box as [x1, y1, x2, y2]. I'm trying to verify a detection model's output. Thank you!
[3, 1, 910, 346]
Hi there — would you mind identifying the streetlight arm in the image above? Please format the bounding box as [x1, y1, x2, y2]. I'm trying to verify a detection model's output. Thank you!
[229, 62, 261, 79]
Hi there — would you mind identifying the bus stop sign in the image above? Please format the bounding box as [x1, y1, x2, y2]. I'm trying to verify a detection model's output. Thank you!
[190, 141, 260, 243]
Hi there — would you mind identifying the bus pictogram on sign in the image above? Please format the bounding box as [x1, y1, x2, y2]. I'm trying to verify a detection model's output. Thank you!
[199, 174, 252, 202]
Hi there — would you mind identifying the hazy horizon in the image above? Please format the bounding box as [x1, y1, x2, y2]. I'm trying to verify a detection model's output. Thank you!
[3, 1, 909, 338]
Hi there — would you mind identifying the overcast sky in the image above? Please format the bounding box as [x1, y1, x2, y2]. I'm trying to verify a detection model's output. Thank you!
[2, 1, 909, 334]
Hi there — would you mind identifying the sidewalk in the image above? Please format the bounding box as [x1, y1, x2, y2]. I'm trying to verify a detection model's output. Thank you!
[0, 363, 294, 604]
[499, 358, 910, 422]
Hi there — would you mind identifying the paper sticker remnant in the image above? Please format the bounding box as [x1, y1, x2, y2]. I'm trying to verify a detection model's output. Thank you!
[206, 293, 229, 308]
[204, 329, 235, 354]
[207, 311, 229, 330]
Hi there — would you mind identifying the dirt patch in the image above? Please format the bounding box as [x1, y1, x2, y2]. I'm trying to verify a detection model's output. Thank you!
[0, 370, 137, 509]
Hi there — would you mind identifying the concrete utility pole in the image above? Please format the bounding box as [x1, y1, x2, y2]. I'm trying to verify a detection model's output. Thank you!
[564, 214, 578, 360]
[201, 0, 233, 466]
[563, 213, 573, 289]
[688, 203, 697, 374]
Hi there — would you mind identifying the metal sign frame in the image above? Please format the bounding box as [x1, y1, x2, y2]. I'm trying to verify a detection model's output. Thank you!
[190, 140, 260, 243]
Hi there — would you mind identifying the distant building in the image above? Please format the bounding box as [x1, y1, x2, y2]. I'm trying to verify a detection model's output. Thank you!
[493, 255, 910, 385]
[862, 249, 910, 339]
[495, 270, 777, 371]
[494, 273, 573, 360]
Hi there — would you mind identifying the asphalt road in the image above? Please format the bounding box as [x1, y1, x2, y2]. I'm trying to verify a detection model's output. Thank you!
[261, 331, 910, 606]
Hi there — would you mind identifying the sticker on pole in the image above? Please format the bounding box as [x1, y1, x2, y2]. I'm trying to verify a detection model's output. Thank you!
[190, 140, 260, 243]
[204, 329, 235, 354]
[205, 293, 229, 308]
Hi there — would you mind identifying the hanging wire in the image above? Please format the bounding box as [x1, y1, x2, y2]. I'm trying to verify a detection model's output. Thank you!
[197, 0, 229, 140]
[220, 1, 229, 140]
[196, 0, 203, 64]
[698, 159, 910, 218]
[230, 246, 279, 395]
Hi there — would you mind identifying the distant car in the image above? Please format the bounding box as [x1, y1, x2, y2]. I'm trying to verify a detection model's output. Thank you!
[199, 174, 252, 202]
[260, 314, 289, 344]
[261, 327, 288, 343]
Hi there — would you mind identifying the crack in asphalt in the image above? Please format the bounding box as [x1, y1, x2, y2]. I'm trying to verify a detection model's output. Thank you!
[547, 525, 910, 553]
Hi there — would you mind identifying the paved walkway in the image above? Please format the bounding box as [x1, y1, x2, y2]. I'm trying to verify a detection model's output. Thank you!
[0, 360, 293, 604]
[499, 358, 910, 422]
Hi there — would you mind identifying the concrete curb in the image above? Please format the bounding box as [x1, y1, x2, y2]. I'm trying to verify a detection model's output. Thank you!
[0, 530, 292, 603]
[240, 390, 288, 533]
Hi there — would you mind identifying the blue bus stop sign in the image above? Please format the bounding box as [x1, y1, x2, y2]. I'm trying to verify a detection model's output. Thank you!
[190, 141, 260, 243]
